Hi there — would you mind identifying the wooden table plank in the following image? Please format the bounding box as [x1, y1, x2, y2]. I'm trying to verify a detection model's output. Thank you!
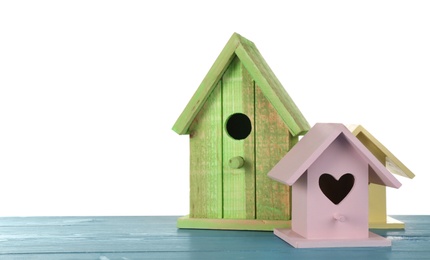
[0, 216, 429, 259]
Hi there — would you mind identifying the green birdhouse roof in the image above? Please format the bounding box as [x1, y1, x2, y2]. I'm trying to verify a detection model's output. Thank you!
[172, 33, 310, 136]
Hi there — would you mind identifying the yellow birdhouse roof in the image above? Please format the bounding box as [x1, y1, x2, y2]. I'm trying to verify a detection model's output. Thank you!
[347, 124, 415, 179]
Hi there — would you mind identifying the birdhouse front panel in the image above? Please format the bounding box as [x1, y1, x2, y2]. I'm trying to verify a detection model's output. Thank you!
[254, 85, 293, 221]
[298, 134, 369, 239]
[188, 56, 294, 221]
[189, 83, 223, 219]
[174, 33, 310, 230]
[269, 123, 402, 246]
[222, 56, 256, 219]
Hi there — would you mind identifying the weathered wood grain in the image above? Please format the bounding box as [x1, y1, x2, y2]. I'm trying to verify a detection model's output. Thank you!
[173, 32, 310, 230]
[173, 32, 309, 136]
[222, 57, 255, 219]
[172, 34, 239, 135]
[0, 216, 429, 259]
[188, 82, 222, 219]
[234, 41, 309, 136]
[255, 85, 294, 220]
[176, 215, 290, 231]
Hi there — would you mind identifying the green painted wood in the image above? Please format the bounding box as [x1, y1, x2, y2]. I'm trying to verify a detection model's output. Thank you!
[172, 34, 240, 135]
[0, 216, 429, 259]
[173, 32, 310, 137]
[175, 33, 309, 228]
[228, 156, 245, 169]
[189, 82, 222, 219]
[222, 57, 255, 219]
[177, 215, 290, 231]
[234, 39, 310, 136]
[255, 86, 294, 220]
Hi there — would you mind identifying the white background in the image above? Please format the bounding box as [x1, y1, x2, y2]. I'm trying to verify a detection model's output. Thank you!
[0, 1, 428, 216]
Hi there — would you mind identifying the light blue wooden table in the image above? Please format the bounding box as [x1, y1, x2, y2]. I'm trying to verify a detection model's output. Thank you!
[0, 216, 428, 259]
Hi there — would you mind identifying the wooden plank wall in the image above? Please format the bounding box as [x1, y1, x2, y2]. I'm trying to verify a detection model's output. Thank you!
[189, 82, 223, 219]
[222, 57, 256, 219]
[255, 86, 294, 220]
[189, 56, 294, 220]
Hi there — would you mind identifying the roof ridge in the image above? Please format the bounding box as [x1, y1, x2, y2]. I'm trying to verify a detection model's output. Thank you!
[268, 123, 401, 189]
[172, 33, 310, 136]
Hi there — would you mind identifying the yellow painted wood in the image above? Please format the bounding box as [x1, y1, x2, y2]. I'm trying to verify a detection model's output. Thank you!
[349, 124, 414, 229]
[177, 215, 291, 231]
[368, 183, 387, 223]
[348, 125, 415, 179]
[189, 83, 222, 218]
[222, 57, 255, 219]
[355, 131, 390, 225]
[255, 86, 293, 220]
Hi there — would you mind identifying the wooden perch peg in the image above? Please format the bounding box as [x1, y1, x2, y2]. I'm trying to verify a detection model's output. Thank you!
[333, 213, 346, 222]
[229, 156, 245, 169]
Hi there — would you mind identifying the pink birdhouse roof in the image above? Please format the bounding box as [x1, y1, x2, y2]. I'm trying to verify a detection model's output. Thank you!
[268, 123, 402, 189]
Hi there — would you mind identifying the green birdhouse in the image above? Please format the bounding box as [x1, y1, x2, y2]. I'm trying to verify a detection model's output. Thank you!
[173, 33, 310, 231]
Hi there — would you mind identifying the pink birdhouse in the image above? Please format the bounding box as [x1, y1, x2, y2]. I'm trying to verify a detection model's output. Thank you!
[268, 123, 402, 248]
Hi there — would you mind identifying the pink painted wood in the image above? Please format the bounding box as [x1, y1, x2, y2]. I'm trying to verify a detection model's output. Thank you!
[268, 123, 402, 248]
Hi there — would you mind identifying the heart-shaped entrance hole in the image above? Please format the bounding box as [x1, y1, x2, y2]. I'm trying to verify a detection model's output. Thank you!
[319, 173, 355, 205]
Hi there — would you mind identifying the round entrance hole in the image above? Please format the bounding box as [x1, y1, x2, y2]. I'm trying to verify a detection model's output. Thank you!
[226, 113, 252, 140]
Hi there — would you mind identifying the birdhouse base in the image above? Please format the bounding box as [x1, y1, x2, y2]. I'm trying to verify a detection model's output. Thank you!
[369, 216, 405, 229]
[274, 228, 392, 248]
[177, 215, 291, 231]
